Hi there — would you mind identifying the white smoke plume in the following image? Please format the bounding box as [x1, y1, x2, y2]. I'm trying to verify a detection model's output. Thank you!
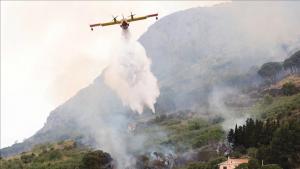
[103, 30, 160, 114]
[208, 86, 251, 130]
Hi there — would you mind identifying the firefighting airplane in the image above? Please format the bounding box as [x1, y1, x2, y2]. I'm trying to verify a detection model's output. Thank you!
[89, 12, 158, 31]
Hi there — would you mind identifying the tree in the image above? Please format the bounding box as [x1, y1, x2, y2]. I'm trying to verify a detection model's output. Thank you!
[247, 148, 258, 159]
[81, 150, 113, 169]
[231, 150, 242, 158]
[257, 145, 272, 166]
[228, 118, 300, 169]
[234, 124, 239, 146]
[258, 62, 282, 83]
[228, 129, 234, 144]
[283, 50, 300, 74]
[244, 118, 256, 147]
[269, 120, 300, 169]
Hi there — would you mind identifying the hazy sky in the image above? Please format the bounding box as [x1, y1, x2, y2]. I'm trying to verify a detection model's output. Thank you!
[1, 1, 225, 148]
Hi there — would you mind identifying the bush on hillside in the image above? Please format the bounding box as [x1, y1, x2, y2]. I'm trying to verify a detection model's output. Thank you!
[263, 94, 273, 105]
[282, 82, 298, 96]
[80, 150, 113, 169]
[20, 153, 35, 163]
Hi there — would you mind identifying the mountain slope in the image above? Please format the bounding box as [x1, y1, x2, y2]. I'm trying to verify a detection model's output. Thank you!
[139, 1, 300, 110]
[2, 2, 300, 157]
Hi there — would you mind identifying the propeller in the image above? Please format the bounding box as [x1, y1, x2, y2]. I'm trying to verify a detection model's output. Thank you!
[112, 15, 118, 22]
[128, 12, 136, 19]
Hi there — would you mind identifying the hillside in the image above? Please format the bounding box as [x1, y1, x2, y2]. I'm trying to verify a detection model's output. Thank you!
[1, 90, 299, 169]
[1, 64, 300, 168]
[226, 92, 300, 169]
[0, 115, 226, 169]
[0, 140, 86, 169]
[1, 2, 300, 166]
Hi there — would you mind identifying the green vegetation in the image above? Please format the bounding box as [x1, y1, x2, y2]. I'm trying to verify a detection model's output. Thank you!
[228, 117, 300, 169]
[143, 115, 224, 151]
[250, 93, 300, 120]
[228, 81, 300, 169]
[235, 159, 267, 169]
[228, 118, 279, 148]
[2, 92, 299, 169]
[235, 163, 249, 169]
[20, 153, 35, 163]
[2, 72, 300, 169]
[0, 140, 110, 169]
[263, 94, 273, 105]
[0, 115, 225, 169]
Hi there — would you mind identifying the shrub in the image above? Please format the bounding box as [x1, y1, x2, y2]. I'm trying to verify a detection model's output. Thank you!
[20, 153, 35, 163]
[48, 150, 63, 161]
[188, 119, 206, 130]
[80, 150, 113, 169]
[263, 94, 273, 105]
[282, 82, 298, 96]
[230, 151, 242, 158]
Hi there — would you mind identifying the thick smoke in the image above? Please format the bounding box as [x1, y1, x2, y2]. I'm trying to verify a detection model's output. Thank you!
[103, 30, 160, 114]
[139, 1, 300, 129]
[83, 30, 161, 168]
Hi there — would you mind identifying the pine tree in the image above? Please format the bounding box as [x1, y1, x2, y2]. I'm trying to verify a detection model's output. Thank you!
[228, 129, 235, 145]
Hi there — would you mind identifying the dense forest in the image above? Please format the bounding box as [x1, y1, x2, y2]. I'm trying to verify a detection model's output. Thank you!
[227, 118, 300, 169]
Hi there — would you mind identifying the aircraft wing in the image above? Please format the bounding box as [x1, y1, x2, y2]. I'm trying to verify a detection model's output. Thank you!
[127, 13, 158, 22]
[90, 20, 121, 28]
[127, 16, 147, 22]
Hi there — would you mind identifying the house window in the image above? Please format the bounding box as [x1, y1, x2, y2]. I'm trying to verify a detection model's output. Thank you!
[223, 167, 227, 169]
